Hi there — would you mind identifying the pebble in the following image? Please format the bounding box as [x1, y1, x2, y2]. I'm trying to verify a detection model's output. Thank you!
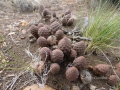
[52, 45, 58, 49]
[29, 38, 36, 43]
[22, 29, 27, 34]
[20, 34, 26, 39]
[80, 70, 92, 84]
[90, 85, 97, 90]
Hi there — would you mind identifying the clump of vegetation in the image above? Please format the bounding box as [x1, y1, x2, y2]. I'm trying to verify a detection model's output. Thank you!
[81, 0, 120, 53]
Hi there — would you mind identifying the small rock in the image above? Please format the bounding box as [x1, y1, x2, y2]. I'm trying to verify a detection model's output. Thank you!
[80, 70, 92, 84]
[71, 85, 79, 90]
[21, 20, 29, 26]
[29, 38, 36, 43]
[22, 29, 27, 34]
[23, 84, 39, 90]
[96, 87, 106, 90]
[39, 85, 55, 90]
[90, 85, 97, 90]
[20, 34, 26, 39]
[8, 32, 15, 35]
[52, 45, 58, 49]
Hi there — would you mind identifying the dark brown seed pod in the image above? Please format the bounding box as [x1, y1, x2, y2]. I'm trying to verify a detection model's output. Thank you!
[50, 21, 62, 34]
[52, 12, 56, 17]
[55, 30, 64, 41]
[58, 37, 72, 56]
[61, 17, 68, 26]
[115, 63, 120, 72]
[108, 75, 118, 86]
[69, 49, 77, 61]
[66, 66, 79, 81]
[38, 23, 44, 29]
[47, 35, 57, 46]
[42, 9, 50, 17]
[50, 63, 60, 74]
[39, 47, 51, 60]
[50, 18, 57, 23]
[73, 41, 86, 56]
[39, 5, 44, 15]
[65, 9, 71, 15]
[50, 49, 64, 63]
[73, 56, 86, 71]
[67, 17, 75, 26]
[94, 64, 111, 76]
[29, 25, 39, 39]
[37, 37, 48, 47]
[38, 26, 50, 38]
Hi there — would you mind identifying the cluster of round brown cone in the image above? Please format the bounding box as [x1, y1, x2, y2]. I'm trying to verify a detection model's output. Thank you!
[28, 5, 120, 87]
[29, 18, 87, 81]
[39, 5, 75, 26]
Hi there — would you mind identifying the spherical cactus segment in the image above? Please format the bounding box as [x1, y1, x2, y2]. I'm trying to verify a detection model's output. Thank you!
[58, 37, 72, 57]
[73, 56, 86, 71]
[50, 63, 60, 74]
[55, 30, 64, 41]
[66, 66, 79, 81]
[38, 26, 50, 38]
[50, 21, 62, 34]
[73, 41, 86, 56]
[37, 37, 48, 47]
[94, 64, 111, 76]
[39, 47, 51, 60]
[50, 49, 64, 63]
[29, 25, 39, 39]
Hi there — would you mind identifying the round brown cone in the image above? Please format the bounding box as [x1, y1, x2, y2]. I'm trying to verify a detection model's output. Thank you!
[73, 56, 86, 71]
[55, 30, 64, 41]
[108, 75, 118, 86]
[29, 25, 39, 39]
[50, 21, 62, 34]
[66, 66, 79, 81]
[38, 26, 50, 38]
[37, 37, 48, 47]
[94, 64, 111, 76]
[58, 37, 72, 57]
[50, 63, 60, 74]
[73, 41, 86, 56]
[50, 49, 64, 63]
[39, 47, 51, 60]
